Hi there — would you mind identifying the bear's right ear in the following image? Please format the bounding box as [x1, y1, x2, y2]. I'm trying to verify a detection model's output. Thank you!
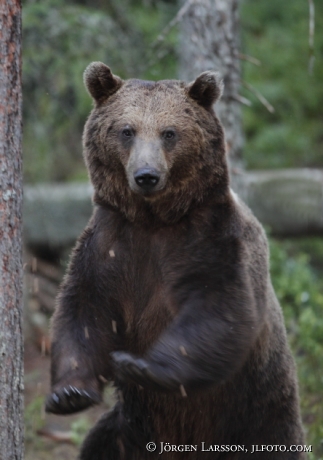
[187, 71, 223, 108]
[84, 62, 123, 102]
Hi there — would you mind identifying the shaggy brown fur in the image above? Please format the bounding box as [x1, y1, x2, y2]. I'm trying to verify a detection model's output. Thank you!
[46, 62, 305, 459]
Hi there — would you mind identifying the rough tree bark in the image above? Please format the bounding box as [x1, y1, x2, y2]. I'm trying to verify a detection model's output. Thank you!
[179, 0, 244, 189]
[0, 1, 24, 459]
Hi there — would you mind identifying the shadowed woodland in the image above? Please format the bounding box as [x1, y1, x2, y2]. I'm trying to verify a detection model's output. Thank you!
[4, 0, 323, 458]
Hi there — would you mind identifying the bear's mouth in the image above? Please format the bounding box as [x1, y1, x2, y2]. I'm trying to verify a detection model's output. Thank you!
[131, 183, 166, 200]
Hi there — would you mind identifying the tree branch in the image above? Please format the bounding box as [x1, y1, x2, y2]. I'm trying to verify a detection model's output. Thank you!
[243, 80, 275, 113]
[308, 0, 315, 75]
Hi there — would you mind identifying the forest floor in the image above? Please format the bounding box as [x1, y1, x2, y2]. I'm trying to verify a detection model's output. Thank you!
[24, 340, 115, 460]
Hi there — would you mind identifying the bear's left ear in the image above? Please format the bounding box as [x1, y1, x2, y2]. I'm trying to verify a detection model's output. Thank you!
[187, 71, 223, 108]
[84, 62, 123, 103]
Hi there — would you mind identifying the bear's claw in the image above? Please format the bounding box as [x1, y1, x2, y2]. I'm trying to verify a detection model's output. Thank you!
[45, 385, 101, 415]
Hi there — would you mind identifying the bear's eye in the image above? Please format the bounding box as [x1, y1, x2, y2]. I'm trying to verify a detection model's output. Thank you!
[122, 127, 134, 138]
[162, 129, 176, 140]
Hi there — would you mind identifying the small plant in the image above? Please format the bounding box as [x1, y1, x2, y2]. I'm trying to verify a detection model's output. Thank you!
[70, 417, 92, 446]
[24, 396, 46, 448]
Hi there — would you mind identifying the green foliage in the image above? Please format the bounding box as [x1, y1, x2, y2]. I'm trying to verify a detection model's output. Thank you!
[241, 0, 323, 169]
[23, 0, 323, 180]
[23, 0, 177, 183]
[70, 417, 91, 446]
[270, 238, 323, 457]
[25, 396, 46, 447]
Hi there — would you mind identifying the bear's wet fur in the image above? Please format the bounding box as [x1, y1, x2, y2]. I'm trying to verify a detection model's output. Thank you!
[46, 62, 305, 459]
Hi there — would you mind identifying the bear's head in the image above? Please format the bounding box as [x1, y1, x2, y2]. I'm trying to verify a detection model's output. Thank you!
[83, 62, 229, 224]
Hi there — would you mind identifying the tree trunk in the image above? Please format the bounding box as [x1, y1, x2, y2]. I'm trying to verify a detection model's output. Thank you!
[179, 0, 243, 189]
[0, 1, 24, 459]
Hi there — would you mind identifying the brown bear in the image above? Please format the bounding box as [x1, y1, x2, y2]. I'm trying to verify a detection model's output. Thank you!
[46, 62, 305, 459]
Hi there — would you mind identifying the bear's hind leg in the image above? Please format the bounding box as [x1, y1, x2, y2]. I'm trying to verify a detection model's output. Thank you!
[80, 405, 124, 460]
[80, 402, 150, 460]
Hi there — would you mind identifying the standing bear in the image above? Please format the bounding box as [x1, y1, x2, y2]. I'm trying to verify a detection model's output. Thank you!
[46, 62, 305, 459]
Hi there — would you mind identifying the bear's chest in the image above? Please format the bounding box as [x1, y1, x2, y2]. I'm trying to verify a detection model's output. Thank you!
[99, 221, 216, 353]
[104, 231, 183, 353]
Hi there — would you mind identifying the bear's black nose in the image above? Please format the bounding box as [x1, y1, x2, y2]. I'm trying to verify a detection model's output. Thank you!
[134, 168, 160, 191]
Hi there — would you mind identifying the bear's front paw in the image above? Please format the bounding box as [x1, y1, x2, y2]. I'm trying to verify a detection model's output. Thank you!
[111, 351, 179, 391]
[45, 385, 102, 415]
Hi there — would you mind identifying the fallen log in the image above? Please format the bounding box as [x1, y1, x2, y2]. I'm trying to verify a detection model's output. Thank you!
[241, 169, 323, 236]
[23, 169, 323, 249]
